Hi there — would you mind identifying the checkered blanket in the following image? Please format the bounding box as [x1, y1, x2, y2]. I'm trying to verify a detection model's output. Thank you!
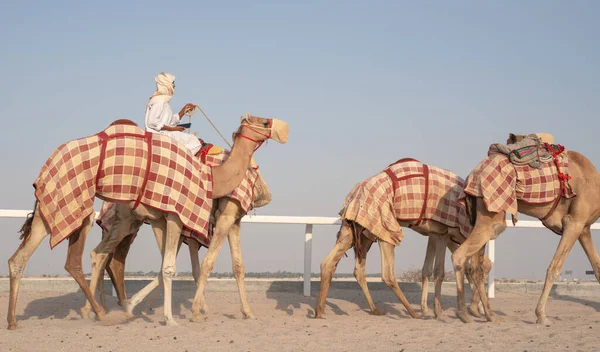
[96, 147, 262, 247]
[35, 122, 213, 248]
[464, 153, 575, 216]
[339, 158, 472, 245]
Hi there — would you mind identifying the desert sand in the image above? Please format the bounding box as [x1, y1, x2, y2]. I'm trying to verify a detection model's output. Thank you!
[0, 287, 599, 352]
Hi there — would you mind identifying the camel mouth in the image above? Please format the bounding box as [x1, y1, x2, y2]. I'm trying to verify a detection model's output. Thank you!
[269, 119, 289, 144]
[240, 113, 289, 144]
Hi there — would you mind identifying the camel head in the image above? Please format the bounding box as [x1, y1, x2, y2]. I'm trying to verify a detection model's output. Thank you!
[236, 113, 289, 145]
[507, 132, 555, 145]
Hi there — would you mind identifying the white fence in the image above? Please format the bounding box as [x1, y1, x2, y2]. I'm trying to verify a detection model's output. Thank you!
[2, 209, 599, 298]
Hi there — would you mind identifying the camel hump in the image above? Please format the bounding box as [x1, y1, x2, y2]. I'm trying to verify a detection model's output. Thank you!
[109, 119, 138, 127]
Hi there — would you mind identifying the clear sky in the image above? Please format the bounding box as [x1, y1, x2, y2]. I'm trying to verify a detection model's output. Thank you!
[1, 1, 599, 280]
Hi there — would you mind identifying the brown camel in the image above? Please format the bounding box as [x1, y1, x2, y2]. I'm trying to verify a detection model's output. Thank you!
[7, 114, 288, 329]
[315, 158, 490, 320]
[451, 133, 600, 324]
[84, 115, 288, 326]
[91, 156, 272, 320]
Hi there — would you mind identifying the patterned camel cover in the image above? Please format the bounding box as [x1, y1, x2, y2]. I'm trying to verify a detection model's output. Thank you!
[96, 146, 261, 247]
[340, 158, 472, 246]
[464, 149, 575, 216]
[34, 122, 213, 248]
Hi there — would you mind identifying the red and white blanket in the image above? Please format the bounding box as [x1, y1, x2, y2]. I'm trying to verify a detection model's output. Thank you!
[96, 146, 261, 247]
[464, 152, 576, 216]
[34, 121, 213, 248]
[340, 158, 472, 245]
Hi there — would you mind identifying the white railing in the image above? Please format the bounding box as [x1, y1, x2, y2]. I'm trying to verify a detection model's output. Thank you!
[2, 209, 599, 298]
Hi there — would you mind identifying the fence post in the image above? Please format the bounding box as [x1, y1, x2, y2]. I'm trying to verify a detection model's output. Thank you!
[304, 224, 313, 297]
[488, 239, 495, 298]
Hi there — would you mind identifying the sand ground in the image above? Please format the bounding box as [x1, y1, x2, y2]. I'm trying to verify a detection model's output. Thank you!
[0, 288, 599, 352]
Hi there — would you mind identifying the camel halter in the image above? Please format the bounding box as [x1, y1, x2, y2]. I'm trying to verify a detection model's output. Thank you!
[234, 119, 272, 152]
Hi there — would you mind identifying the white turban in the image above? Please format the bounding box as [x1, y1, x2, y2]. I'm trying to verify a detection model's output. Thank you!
[154, 72, 176, 96]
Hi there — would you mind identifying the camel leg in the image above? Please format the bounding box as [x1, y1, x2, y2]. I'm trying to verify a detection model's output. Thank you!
[535, 220, 584, 325]
[228, 218, 255, 319]
[474, 255, 492, 316]
[353, 234, 381, 315]
[432, 234, 448, 320]
[160, 214, 183, 326]
[469, 243, 501, 322]
[191, 203, 237, 322]
[420, 236, 436, 316]
[122, 228, 184, 315]
[106, 234, 137, 307]
[62, 214, 106, 321]
[448, 241, 488, 317]
[7, 209, 48, 330]
[86, 209, 134, 320]
[187, 240, 201, 285]
[98, 253, 111, 311]
[379, 240, 420, 319]
[578, 227, 600, 283]
[314, 221, 354, 318]
[451, 199, 505, 323]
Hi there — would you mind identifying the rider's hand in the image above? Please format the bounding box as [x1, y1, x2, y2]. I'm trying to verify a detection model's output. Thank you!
[178, 103, 197, 118]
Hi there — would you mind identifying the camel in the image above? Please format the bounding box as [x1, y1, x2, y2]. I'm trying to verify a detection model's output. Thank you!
[451, 133, 600, 324]
[84, 114, 288, 326]
[315, 158, 491, 320]
[91, 154, 272, 321]
[7, 114, 289, 329]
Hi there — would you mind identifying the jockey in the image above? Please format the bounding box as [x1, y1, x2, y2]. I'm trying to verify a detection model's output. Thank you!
[145, 72, 203, 155]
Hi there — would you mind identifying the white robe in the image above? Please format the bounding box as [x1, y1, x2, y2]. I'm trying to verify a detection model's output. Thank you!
[145, 96, 202, 155]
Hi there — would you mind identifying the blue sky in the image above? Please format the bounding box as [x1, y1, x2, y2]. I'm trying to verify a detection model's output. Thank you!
[1, 1, 599, 279]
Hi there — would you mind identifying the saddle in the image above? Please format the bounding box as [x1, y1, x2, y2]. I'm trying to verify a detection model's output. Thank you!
[488, 134, 554, 168]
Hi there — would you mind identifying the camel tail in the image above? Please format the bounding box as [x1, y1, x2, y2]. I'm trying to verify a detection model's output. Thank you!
[18, 200, 38, 241]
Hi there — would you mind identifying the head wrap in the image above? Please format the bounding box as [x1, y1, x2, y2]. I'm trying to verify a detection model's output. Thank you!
[150, 72, 176, 100]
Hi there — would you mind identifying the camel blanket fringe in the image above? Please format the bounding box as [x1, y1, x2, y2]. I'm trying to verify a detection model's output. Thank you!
[464, 153, 575, 216]
[34, 121, 213, 248]
[339, 158, 472, 246]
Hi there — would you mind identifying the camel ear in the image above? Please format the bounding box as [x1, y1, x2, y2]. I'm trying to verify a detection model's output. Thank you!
[507, 133, 518, 144]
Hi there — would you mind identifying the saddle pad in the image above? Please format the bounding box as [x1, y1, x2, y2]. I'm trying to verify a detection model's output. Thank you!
[35, 122, 213, 248]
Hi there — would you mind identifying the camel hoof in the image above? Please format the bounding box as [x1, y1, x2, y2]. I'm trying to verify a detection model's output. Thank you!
[242, 313, 256, 320]
[457, 311, 472, 323]
[7, 323, 18, 331]
[80, 306, 92, 320]
[165, 319, 179, 327]
[314, 311, 326, 319]
[371, 308, 386, 316]
[121, 300, 135, 316]
[409, 312, 422, 319]
[487, 315, 503, 323]
[421, 308, 431, 317]
[468, 305, 482, 318]
[536, 316, 549, 325]
[95, 310, 106, 321]
[190, 314, 206, 323]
